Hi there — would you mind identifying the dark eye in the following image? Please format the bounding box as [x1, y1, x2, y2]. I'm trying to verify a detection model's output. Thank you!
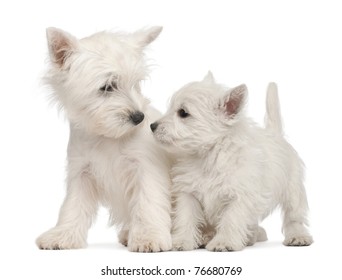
[100, 81, 118, 93]
[178, 108, 190, 118]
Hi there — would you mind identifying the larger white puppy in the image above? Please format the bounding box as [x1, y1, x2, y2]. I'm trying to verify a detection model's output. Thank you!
[151, 72, 313, 251]
[36, 27, 172, 252]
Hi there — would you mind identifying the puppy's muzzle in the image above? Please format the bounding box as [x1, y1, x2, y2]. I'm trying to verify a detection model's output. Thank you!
[130, 111, 145, 125]
[150, 122, 159, 132]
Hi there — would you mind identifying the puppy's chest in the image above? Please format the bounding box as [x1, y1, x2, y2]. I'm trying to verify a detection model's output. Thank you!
[194, 173, 231, 208]
[88, 140, 129, 184]
[173, 156, 236, 205]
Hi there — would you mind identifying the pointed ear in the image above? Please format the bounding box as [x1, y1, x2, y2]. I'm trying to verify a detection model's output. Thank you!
[46, 27, 78, 68]
[224, 84, 248, 116]
[133, 26, 163, 48]
[202, 71, 215, 84]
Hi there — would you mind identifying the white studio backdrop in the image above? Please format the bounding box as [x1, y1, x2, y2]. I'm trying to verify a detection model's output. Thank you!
[0, 0, 341, 279]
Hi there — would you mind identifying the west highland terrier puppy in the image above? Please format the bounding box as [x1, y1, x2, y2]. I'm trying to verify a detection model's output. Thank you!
[36, 27, 172, 252]
[150, 72, 313, 251]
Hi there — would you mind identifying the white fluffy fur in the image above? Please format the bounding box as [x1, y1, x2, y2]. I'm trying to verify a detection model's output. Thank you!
[151, 72, 313, 251]
[36, 27, 172, 252]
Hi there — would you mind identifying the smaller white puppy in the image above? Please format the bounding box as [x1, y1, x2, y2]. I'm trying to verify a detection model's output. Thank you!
[151, 72, 313, 251]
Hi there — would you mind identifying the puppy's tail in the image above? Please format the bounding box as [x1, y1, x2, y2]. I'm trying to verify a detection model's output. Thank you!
[265, 82, 283, 135]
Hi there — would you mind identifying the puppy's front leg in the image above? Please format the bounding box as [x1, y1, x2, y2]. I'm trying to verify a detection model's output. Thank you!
[36, 169, 98, 249]
[206, 201, 252, 252]
[127, 166, 172, 252]
[172, 192, 205, 251]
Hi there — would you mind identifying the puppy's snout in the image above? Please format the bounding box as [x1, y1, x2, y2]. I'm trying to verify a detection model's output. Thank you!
[130, 111, 145, 125]
[150, 122, 159, 132]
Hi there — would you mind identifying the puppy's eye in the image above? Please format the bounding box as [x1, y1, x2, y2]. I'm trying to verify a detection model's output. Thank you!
[178, 109, 190, 118]
[100, 81, 118, 93]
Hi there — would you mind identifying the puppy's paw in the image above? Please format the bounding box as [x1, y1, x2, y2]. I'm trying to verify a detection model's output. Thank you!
[256, 226, 268, 242]
[172, 239, 198, 251]
[118, 229, 129, 247]
[36, 227, 86, 250]
[283, 235, 313, 246]
[247, 226, 268, 246]
[128, 235, 172, 253]
[206, 238, 245, 252]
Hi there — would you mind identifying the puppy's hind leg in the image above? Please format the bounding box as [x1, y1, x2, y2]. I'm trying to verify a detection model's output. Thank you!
[36, 168, 99, 249]
[247, 225, 268, 246]
[282, 165, 313, 246]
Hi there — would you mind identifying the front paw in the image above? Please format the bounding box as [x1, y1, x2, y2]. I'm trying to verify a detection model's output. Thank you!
[283, 235, 313, 246]
[36, 227, 86, 250]
[206, 237, 245, 252]
[172, 239, 198, 251]
[128, 235, 172, 253]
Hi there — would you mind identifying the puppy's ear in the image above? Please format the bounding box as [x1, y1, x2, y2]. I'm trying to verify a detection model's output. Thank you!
[223, 84, 247, 117]
[202, 71, 215, 84]
[46, 27, 78, 68]
[133, 26, 163, 48]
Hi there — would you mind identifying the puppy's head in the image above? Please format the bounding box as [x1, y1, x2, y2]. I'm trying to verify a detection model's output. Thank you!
[45, 26, 162, 138]
[151, 72, 247, 154]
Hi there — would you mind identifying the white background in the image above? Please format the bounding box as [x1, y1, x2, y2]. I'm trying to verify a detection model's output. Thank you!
[0, 0, 341, 279]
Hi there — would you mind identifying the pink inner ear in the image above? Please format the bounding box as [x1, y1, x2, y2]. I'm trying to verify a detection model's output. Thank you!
[53, 41, 70, 66]
[49, 33, 74, 67]
[225, 97, 240, 116]
[224, 84, 246, 116]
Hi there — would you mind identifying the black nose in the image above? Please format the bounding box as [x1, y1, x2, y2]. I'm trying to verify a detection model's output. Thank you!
[130, 111, 145, 125]
[150, 122, 159, 132]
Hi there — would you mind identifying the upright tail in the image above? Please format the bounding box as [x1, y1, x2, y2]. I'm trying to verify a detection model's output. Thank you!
[265, 82, 283, 135]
